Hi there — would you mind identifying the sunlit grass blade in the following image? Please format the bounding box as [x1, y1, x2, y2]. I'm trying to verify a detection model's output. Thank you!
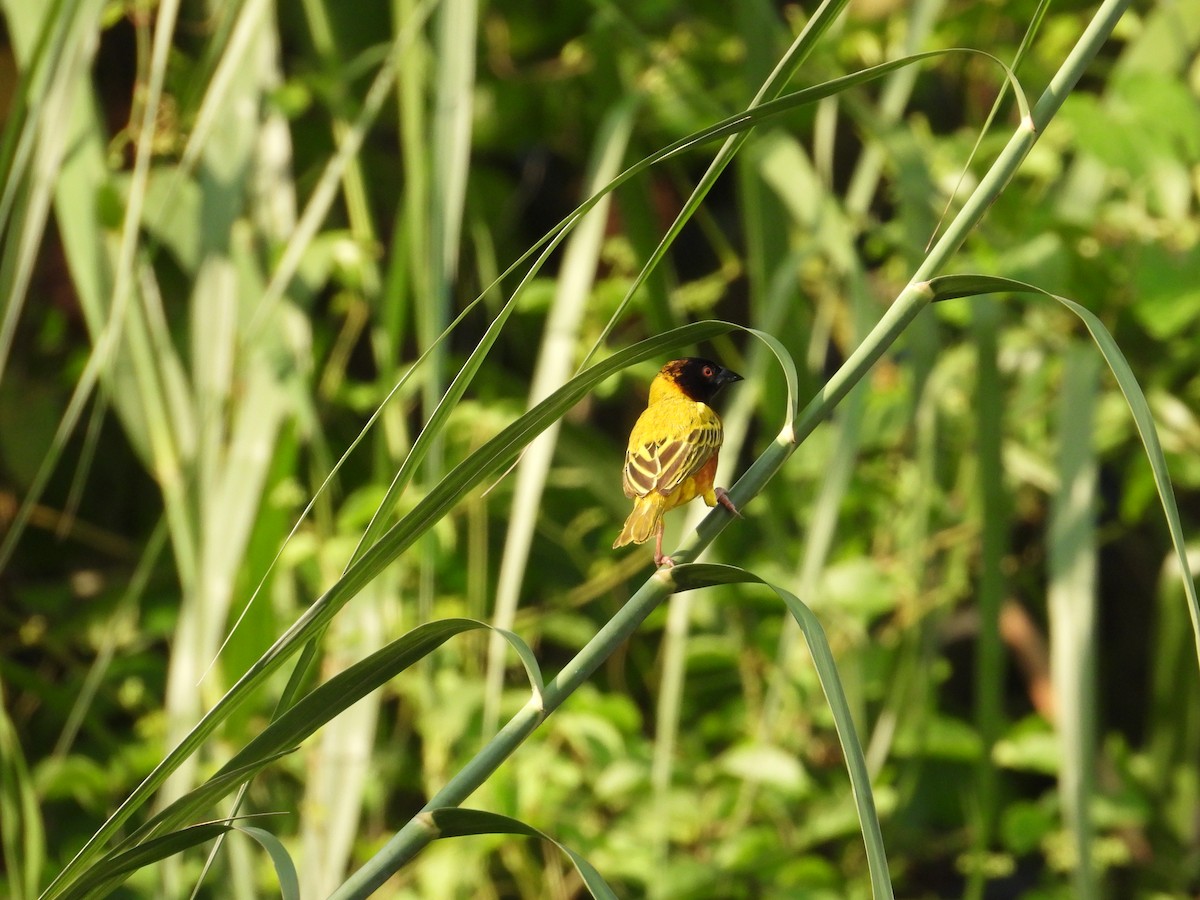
[175, 0, 273, 182]
[247, 0, 438, 336]
[0, 0, 119, 573]
[101, 616, 513, 894]
[0, 0, 87, 384]
[194, 52, 1070, 868]
[585, 0, 844, 362]
[101, 754, 296, 870]
[3, 1, 1158, 898]
[671, 563, 893, 900]
[926, 0, 1051, 248]
[63, 823, 232, 900]
[224, 47, 1034, 625]
[0, 0, 67, 231]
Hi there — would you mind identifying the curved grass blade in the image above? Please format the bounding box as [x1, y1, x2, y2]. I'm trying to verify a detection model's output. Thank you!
[670, 563, 893, 900]
[233, 826, 301, 900]
[927, 0, 1051, 248]
[64, 818, 297, 900]
[127, 620, 542, 847]
[583, 0, 853, 362]
[61, 822, 231, 900]
[106, 753, 295, 861]
[424, 809, 618, 900]
[928, 273, 1200, 673]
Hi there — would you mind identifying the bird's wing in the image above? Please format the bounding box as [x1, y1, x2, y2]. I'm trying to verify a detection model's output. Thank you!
[622, 403, 722, 498]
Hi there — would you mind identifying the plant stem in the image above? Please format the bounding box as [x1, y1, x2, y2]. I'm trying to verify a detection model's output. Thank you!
[332, 568, 678, 896]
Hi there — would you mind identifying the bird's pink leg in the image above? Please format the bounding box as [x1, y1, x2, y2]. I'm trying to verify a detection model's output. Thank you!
[653, 520, 674, 567]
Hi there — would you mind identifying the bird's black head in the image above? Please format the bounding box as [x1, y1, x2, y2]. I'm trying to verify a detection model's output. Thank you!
[659, 358, 743, 403]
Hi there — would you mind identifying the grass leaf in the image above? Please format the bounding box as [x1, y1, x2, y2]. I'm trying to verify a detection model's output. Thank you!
[929, 273, 1200, 674]
[671, 563, 894, 900]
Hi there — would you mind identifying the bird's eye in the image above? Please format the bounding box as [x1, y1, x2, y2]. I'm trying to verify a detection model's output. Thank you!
[702, 366, 714, 377]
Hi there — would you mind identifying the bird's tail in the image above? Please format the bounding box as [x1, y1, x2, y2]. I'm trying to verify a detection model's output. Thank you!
[613, 495, 666, 548]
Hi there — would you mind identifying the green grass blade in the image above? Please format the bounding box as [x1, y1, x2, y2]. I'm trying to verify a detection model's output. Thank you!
[101, 754, 296, 867]
[484, 97, 639, 732]
[929, 273, 1200, 673]
[0, 0, 87, 383]
[0, 0, 118, 573]
[277, 47, 1028, 594]
[234, 825, 300, 900]
[88, 614, 536, 899]
[427, 809, 619, 900]
[62, 823, 233, 900]
[582, 0, 852, 361]
[247, 0, 437, 336]
[113, 620, 540, 858]
[672, 563, 893, 899]
[64, 817, 296, 900]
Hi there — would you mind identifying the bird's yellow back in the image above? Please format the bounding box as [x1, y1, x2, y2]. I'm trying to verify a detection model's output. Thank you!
[621, 394, 723, 507]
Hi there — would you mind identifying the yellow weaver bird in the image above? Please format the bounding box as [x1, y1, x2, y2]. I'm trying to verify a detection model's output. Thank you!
[613, 358, 743, 567]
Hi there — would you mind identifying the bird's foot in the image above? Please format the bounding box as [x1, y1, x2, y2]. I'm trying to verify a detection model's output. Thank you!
[654, 525, 675, 567]
[715, 487, 742, 518]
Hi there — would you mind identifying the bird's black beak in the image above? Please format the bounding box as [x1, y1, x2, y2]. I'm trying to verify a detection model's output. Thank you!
[716, 367, 743, 386]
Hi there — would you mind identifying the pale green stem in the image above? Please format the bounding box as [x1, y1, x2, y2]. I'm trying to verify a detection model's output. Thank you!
[1049, 344, 1100, 899]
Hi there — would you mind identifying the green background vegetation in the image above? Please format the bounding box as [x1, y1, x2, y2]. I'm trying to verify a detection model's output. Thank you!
[1, 0, 1199, 897]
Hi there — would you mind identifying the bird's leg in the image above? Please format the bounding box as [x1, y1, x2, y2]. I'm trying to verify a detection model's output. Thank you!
[653, 520, 675, 567]
[715, 487, 742, 518]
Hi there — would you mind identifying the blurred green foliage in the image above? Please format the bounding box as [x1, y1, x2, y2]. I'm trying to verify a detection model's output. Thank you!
[1, 0, 1199, 897]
